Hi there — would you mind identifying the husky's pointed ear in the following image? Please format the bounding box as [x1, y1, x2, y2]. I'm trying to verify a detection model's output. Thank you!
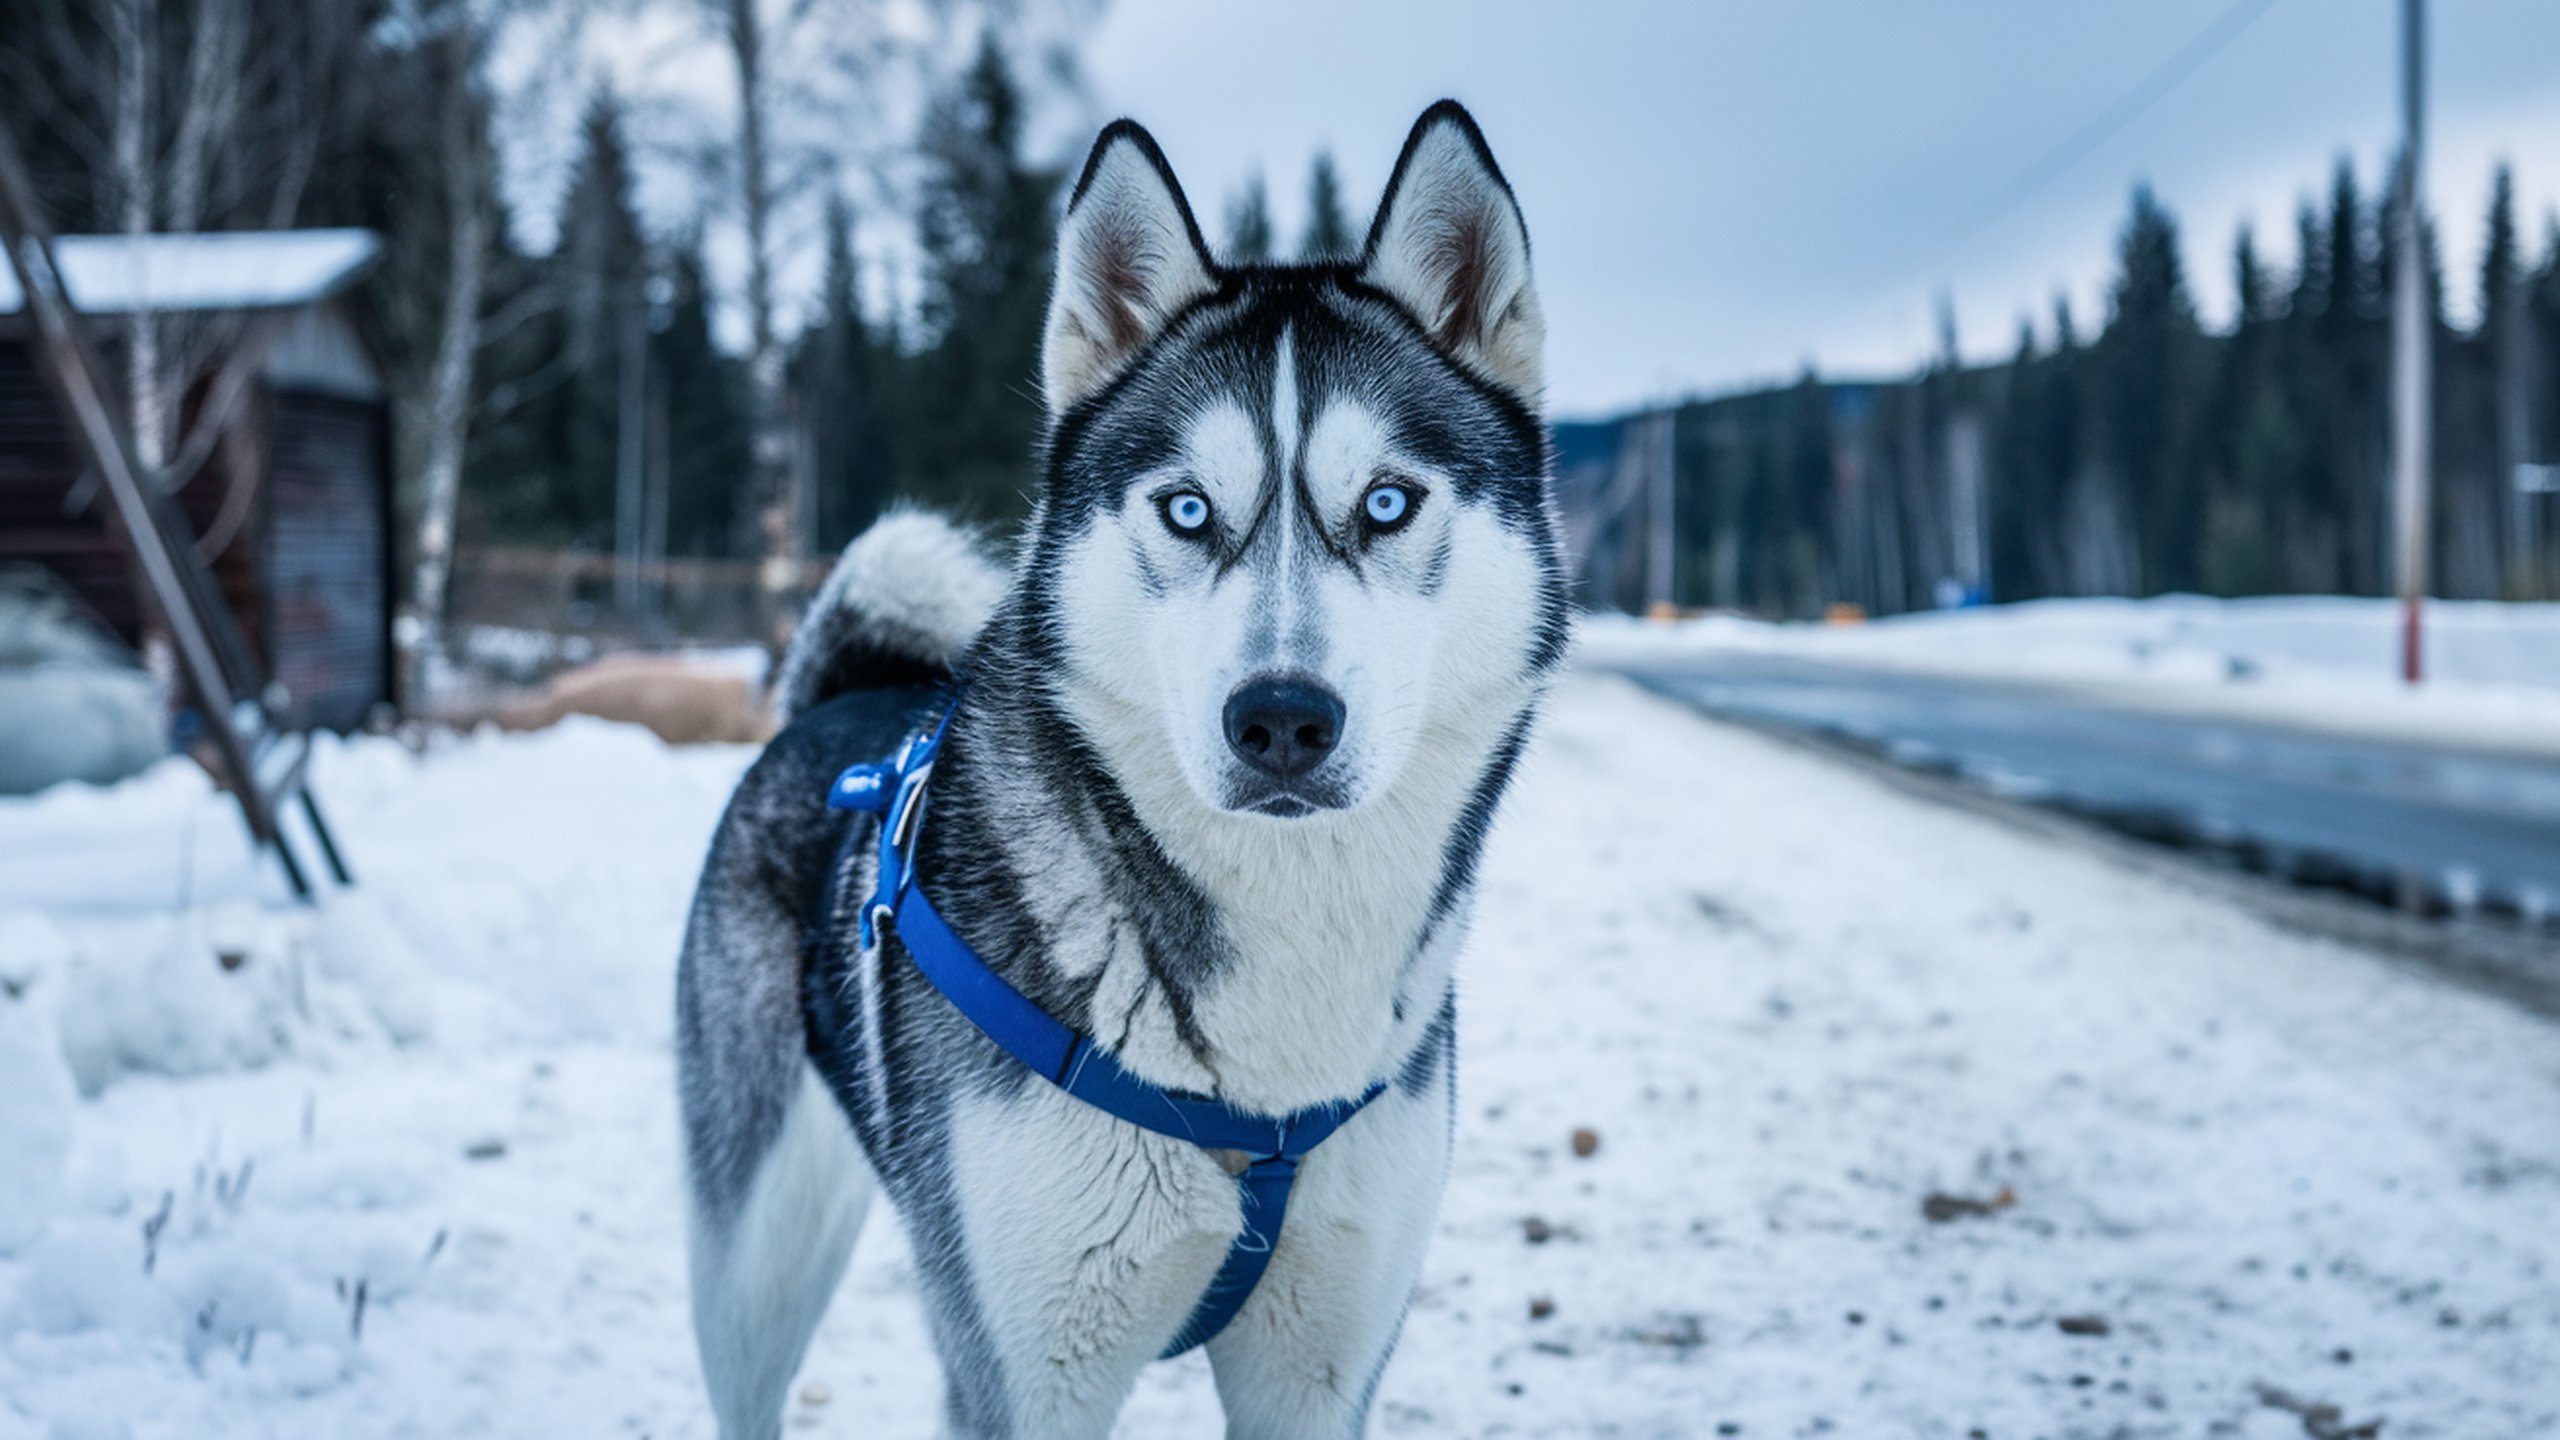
[1359, 101, 1544, 409]
[1042, 121, 1219, 414]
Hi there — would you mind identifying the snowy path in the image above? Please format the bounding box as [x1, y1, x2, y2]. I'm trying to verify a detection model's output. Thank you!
[2, 672, 2555, 1438]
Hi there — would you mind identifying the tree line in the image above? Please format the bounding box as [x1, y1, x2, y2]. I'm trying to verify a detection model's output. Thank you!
[475, 52, 1364, 575]
[3, 1, 1386, 652]
[1579, 161, 2560, 616]
[1, 1, 1126, 662]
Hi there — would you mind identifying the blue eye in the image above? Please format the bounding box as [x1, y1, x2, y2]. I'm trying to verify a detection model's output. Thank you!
[1363, 481, 1417, 530]
[1162, 490, 1212, 535]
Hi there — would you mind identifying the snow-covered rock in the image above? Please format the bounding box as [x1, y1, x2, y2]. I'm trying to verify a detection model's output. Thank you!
[0, 574, 166, 795]
[54, 903, 306, 1095]
[0, 667, 166, 796]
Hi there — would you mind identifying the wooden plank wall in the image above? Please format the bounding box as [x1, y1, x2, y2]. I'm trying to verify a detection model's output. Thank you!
[262, 389, 388, 730]
[0, 342, 390, 729]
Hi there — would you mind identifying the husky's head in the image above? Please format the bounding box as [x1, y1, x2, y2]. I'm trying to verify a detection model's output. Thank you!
[1021, 102, 1567, 826]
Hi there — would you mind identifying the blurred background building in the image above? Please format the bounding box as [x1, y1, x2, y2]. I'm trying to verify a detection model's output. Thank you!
[0, 230, 392, 733]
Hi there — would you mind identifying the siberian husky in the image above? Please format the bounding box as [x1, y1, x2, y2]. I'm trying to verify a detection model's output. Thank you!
[677, 100, 1569, 1438]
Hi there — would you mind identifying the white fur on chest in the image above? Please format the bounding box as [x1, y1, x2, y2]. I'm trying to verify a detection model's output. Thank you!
[1034, 499, 1544, 1113]
[945, 1083, 1237, 1431]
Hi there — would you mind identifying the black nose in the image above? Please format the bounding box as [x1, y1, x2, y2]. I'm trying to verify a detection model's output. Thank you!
[1223, 677, 1346, 779]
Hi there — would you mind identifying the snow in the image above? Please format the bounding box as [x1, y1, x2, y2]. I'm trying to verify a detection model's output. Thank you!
[0, 668, 163, 797]
[1580, 594, 2560, 758]
[0, 664, 2554, 1437]
[0, 916, 78, 1256]
[0, 579, 166, 796]
[0, 231, 378, 317]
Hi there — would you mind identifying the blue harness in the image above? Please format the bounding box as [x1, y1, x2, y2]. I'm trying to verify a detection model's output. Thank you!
[826, 709, 1385, 1357]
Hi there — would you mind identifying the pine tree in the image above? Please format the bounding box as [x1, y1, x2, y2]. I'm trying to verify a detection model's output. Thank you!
[907, 34, 1060, 519]
[2453, 165, 2524, 596]
[2094, 184, 2206, 592]
[2290, 199, 2330, 322]
[2234, 224, 2270, 329]
[455, 237, 559, 544]
[1989, 319, 2046, 601]
[2205, 223, 2287, 595]
[1300, 150, 1355, 260]
[2319, 158, 2386, 592]
[654, 239, 753, 560]
[1781, 369, 1832, 612]
[1225, 170, 1274, 264]
[2327, 159, 2367, 325]
[544, 91, 649, 545]
[795, 196, 893, 551]
[2374, 148, 2446, 324]
[2043, 292, 2087, 592]
[2480, 167, 2520, 343]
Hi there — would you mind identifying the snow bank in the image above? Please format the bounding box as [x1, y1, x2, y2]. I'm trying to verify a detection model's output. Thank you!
[0, 667, 166, 795]
[0, 575, 166, 795]
[0, 719, 752, 1436]
[1581, 594, 2560, 755]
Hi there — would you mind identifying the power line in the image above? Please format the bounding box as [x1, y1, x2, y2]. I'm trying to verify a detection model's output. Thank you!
[1916, 0, 2282, 269]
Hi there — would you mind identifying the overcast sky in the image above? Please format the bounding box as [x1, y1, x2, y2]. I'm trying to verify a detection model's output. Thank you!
[1076, 0, 2560, 418]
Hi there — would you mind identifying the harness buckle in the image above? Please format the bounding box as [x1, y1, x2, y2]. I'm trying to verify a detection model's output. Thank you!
[1245, 1152, 1298, 1181]
[827, 762, 895, 812]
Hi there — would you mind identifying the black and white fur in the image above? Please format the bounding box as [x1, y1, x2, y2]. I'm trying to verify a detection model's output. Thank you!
[677, 101, 1569, 1439]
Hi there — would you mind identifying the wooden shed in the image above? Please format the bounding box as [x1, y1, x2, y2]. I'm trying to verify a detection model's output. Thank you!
[0, 230, 392, 731]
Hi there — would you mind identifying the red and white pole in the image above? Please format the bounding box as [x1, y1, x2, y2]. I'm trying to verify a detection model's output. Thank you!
[2392, 0, 2430, 685]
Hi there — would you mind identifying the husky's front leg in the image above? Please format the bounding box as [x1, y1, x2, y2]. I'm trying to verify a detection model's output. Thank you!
[939, 1082, 1242, 1438]
[1206, 1066, 1454, 1439]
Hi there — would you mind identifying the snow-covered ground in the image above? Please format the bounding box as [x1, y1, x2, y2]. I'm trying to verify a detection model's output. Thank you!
[2, 670, 2556, 1438]
[1581, 595, 2560, 758]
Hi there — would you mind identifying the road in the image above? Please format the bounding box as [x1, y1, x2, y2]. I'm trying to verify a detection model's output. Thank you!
[1611, 652, 2560, 925]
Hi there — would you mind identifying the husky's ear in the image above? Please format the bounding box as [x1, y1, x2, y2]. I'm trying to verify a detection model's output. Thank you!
[1042, 120, 1219, 415]
[1359, 101, 1544, 410]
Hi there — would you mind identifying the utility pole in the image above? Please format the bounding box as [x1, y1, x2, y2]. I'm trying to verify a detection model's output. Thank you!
[2391, 0, 2430, 683]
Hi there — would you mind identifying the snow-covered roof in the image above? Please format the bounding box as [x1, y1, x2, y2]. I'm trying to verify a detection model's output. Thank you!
[0, 229, 379, 316]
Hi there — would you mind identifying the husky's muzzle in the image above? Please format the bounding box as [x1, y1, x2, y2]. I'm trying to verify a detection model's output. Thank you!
[1221, 674, 1349, 815]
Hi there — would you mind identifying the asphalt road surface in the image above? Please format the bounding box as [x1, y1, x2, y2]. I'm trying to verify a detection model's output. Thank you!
[1612, 652, 2560, 926]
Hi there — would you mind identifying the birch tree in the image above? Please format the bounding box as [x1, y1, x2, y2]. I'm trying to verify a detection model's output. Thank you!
[1, 0, 357, 472]
[403, 15, 497, 699]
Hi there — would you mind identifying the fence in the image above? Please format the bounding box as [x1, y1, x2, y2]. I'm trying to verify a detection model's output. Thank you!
[448, 545, 829, 651]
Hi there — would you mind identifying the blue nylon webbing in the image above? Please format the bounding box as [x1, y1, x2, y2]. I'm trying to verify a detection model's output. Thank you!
[829, 716, 1384, 1357]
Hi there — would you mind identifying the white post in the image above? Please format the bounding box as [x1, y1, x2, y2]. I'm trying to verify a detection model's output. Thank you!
[1644, 412, 1675, 616]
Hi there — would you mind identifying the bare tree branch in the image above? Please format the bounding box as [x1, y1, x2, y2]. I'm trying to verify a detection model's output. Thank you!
[166, 0, 243, 234]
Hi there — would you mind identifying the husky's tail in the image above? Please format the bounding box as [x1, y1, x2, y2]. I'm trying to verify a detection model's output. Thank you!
[769, 510, 1004, 727]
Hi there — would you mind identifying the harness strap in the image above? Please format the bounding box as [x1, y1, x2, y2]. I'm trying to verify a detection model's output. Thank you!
[829, 711, 1384, 1358]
